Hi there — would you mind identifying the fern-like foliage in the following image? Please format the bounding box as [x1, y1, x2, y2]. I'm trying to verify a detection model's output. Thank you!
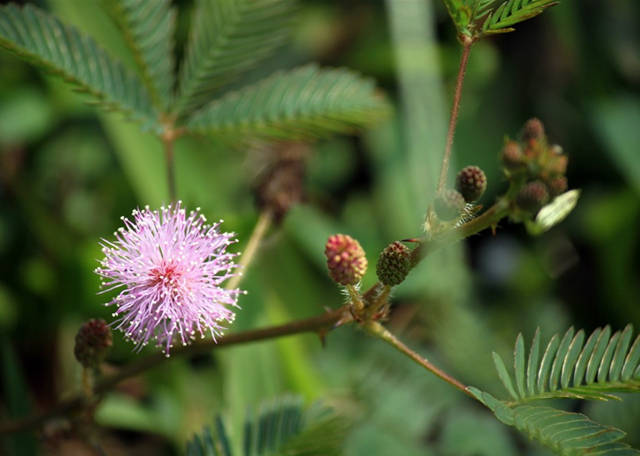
[492, 325, 640, 404]
[175, 0, 296, 116]
[102, 0, 176, 111]
[469, 388, 640, 455]
[0, 4, 155, 126]
[441, 0, 557, 38]
[186, 397, 350, 456]
[480, 0, 558, 34]
[185, 64, 391, 141]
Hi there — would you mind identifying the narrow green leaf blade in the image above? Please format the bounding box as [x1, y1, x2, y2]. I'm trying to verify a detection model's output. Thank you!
[537, 334, 560, 394]
[482, 0, 558, 34]
[561, 329, 585, 389]
[0, 4, 155, 125]
[598, 331, 621, 383]
[526, 328, 541, 396]
[176, 0, 296, 115]
[514, 333, 526, 398]
[587, 326, 612, 384]
[185, 64, 391, 141]
[102, 0, 176, 111]
[621, 334, 640, 381]
[493, 351, 519, 400]
[549, 327, 574, 392]
[610, 324, 633, 381]
[574, 327, 602, 387]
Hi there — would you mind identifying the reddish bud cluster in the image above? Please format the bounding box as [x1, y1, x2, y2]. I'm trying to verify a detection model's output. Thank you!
[324, 234, 367, 286]
[456, 166, 487, 202]
[74, 319, 112, 369]
[500, 118, 571, 214]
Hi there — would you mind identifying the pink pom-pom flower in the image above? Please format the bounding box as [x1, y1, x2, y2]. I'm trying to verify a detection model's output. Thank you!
[95, 202, 243, 356]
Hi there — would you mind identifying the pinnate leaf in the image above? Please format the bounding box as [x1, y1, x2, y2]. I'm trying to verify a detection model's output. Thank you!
[0, 4, 156, 126]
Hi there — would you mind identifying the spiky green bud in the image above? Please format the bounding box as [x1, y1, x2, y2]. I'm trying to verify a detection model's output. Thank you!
[456, 166, 487, 202]
[325, 234, 367, 286]
[516, 181, 549, 213]
[434, 189, 465, 221]
[376, 241, 411, 286]
[74, 319, 112, 369]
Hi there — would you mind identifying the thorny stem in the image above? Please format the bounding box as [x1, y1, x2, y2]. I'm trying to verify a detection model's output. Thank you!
[437, 36, 474, 194]
[225, 210, 273, 291]
[364, 321, 475, 399]
[0, 306, 352, 435]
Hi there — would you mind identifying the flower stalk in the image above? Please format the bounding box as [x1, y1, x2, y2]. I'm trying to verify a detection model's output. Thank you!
[437, 35, 474, 194]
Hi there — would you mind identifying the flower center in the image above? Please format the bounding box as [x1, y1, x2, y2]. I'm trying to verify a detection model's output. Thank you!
[149, 260, 182, 290]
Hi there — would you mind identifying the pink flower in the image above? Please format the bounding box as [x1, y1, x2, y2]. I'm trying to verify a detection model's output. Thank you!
[95, 202, 242, 356]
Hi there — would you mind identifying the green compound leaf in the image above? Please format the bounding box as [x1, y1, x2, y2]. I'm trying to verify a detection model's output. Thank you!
[185, 64, 391, 142]
[176, 0, 296, 116]
[442, 0, 496, 36]
[0, 4, 156, 127]
[185, 397, 350, 456]
[102, 0, 176, 111]
[469, 388, 640, 455]
[481, 0, 558, 35]
[493, 325, 640, 404]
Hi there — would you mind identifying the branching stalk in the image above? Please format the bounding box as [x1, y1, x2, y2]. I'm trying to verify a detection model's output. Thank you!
[364, 321, 475, 399]
[437, 36, 474, 194]
[0, 305, 352, 435]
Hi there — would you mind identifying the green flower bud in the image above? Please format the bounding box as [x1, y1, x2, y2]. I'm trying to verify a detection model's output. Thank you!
[376, 241, 411, 286]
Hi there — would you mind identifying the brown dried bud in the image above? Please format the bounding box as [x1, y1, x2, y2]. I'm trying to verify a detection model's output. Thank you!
[502, 141, 525, 169]
[522, 118, 545, 142]
[516, 181, 550, 213]
[376, 242, 411, 286]
[547, 176, 568, 197]
[434, 189, 466, 221]
[456, 166, 487, 202]
[325, 234, 367, 286]
[74, 319, 112, 369]
[253, 143, 306, 222]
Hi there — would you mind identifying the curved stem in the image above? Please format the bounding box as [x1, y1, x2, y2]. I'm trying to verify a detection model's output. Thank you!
[364, 321, 475, 399]
[225, 210, 272, 291]
[437, 36, 473, 194]
[0, 306, 351, 435]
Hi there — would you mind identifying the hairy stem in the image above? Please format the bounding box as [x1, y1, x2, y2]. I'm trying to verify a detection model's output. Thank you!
[437, 36, 473, 194]
[225, 210, 272, 291]
[0, 306, 351, 435]
[364, 321, 474, 399]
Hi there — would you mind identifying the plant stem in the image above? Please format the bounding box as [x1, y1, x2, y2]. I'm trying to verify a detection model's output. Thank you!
[437, 36, 473, 194]
[364, 321, 474, 399]
[225, 210, 272, 291]
[0, 305, 352, 435]
[164, 136, 176, 202]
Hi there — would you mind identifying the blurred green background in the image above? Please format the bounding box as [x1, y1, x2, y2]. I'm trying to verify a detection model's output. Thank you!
[1, 0, 639, 454]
